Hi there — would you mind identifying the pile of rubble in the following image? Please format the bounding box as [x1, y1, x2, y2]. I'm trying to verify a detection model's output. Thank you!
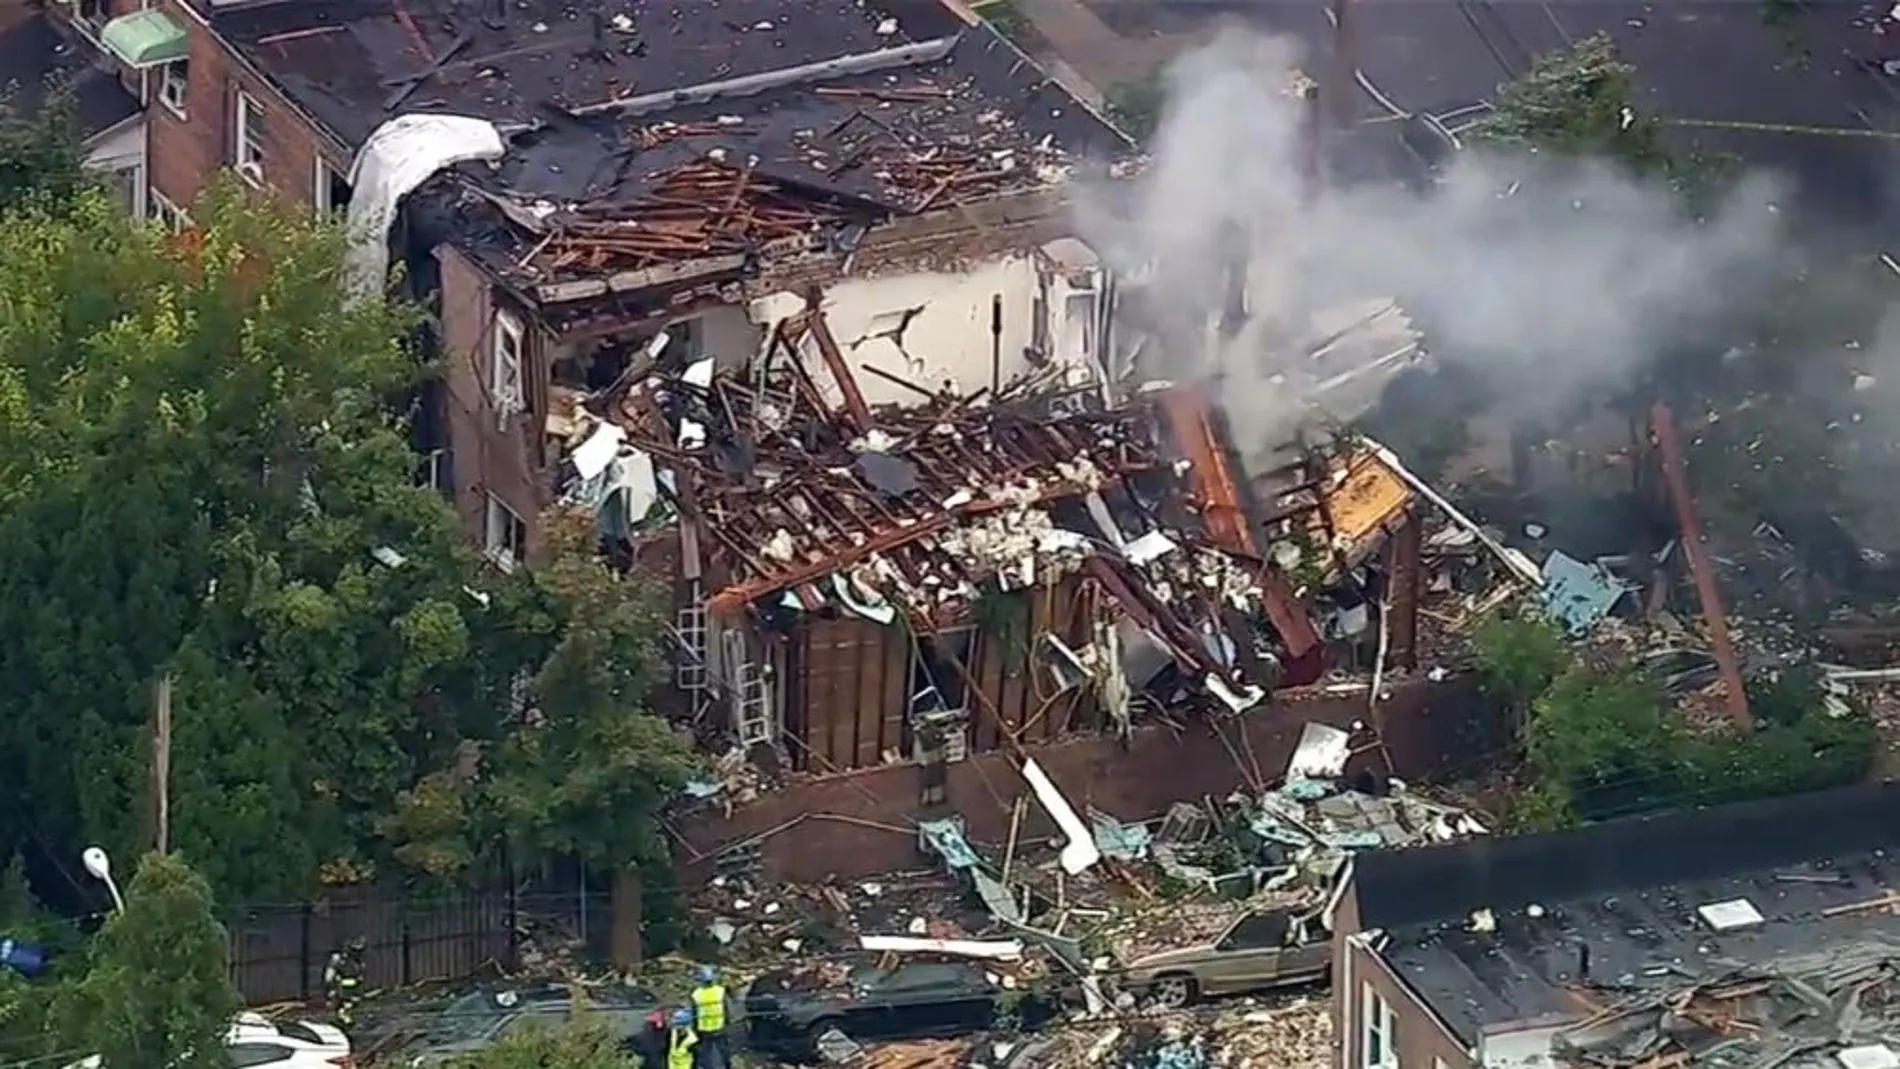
[670, 729, 1482, 1068]
[1551, 948, 1900, 1069]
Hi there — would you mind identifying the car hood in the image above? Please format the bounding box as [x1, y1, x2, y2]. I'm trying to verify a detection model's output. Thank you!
[1121, 944, 1217, 973]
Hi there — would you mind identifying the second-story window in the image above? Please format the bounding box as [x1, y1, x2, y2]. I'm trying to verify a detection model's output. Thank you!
[488, 310, 525, 426]
[158, 59, 189, 118]
[233, 91, 265, 184]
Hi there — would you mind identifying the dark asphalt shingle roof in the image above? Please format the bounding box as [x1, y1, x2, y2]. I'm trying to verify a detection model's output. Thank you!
[214, 0, 976, 147]
[0, 13, 140, 140]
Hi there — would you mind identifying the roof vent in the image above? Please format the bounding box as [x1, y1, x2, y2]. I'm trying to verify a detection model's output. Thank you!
[1838, 1046, 1900, 1069]
[1696, 898, 1765, 932]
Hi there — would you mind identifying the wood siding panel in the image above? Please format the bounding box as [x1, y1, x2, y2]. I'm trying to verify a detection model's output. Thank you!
[877, 629, 909, 762]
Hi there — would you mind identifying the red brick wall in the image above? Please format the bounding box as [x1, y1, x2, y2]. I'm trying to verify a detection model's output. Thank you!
[142, 0, 344, 214]
[1331, 889, 1473, 1069]
[673, 677, 1505, 882]
[437, 243, 546, 553]
[46, 0, 349, 216]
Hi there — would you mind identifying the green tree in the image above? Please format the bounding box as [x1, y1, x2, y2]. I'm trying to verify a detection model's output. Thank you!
[1468, 31, 1733, 205]
[1106, 73, 1165, 143]
[0, 178, 690, 910]
[441, 1019, 641, 1069]
[1469, 611, 1572, 713]
[0, 84, 89, 212]
[1469, 32, 1668, 169]
[56, 853, 239, 1069]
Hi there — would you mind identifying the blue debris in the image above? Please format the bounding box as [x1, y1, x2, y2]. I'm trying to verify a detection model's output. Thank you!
[1090, 811, 1152, 860]
[919, 817, 979, 870]
[1540, 550, 1632, 636]
[0, 937, 47, 978]
[681, 779, 724, 799]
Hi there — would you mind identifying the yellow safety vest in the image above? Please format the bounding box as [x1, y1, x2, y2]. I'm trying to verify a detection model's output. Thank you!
[668, 1028, 698, 1069]
[692, 984, 728, 1033]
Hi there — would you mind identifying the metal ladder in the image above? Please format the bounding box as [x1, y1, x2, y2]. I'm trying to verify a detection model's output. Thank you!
[673, 583, 709, 718]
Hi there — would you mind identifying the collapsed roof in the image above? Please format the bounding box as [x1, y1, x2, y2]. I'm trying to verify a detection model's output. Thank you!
[219, 0, 1127, 299]
[575, 299, 1434, 716]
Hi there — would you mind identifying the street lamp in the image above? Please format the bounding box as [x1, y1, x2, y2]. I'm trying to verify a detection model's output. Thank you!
[82, 847, 125, 914]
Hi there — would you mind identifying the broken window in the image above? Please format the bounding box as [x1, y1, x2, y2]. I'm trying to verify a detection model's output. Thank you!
[1360, 985, 1397, 1069]
[489, 309, 525, 424]
[416, 448, 450, 493]
[1064, 290, 1098, 365]
[908, 630, 973, 717]
[1030, 276, 1051, 362]
[483, 492, 526, 572]
[315, 158, 352, 218]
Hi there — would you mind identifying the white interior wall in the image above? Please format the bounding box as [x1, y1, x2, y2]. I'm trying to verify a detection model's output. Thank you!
[748, 249, 1104, 409]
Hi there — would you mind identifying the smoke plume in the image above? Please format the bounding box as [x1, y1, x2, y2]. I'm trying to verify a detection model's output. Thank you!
[1074, 30, 1796, 462]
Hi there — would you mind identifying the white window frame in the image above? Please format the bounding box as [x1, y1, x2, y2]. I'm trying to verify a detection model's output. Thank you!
[418, 448, 450, 492]
[483, 493, 525, 572]
[233, 91, 265, 184]
[157, 60, 189, 118]
[149, 189, 191, 234]
[1362, 984, 1397, 1069]
[314, 158, 346, 217]
[103, 159, 145, 219]
[488, 310, 525, 425]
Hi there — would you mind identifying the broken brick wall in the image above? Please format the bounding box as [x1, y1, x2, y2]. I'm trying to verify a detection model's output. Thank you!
[672, 676, 1505, 882]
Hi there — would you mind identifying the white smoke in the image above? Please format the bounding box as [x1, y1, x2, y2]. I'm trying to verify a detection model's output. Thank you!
[1075, 30, 1796, 461]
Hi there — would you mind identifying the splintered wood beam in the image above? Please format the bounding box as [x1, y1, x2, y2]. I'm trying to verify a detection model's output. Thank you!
[1649, 400, 1750, 726]
[802, 286, 874, 433]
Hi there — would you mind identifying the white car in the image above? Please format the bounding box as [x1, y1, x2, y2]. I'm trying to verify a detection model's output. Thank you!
[69, 1012, 353, 1068]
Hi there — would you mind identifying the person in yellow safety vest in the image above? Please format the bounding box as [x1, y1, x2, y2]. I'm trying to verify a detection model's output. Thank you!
[668, 1009, 699, 1069]
[691, 965, 731, 1069]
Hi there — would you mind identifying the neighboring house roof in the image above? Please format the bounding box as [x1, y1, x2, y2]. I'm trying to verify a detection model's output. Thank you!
[0, 13, 140, 141]
[1354, 783, 1900, 1044]
[219, 0, 1128, 304]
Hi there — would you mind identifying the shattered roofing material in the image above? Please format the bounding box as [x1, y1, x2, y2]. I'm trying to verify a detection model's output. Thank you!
[214, 0, 973, 146]
[1390, 852, 1900, 1048]
[1356, 782, 1900, 1043]
[464, 28, 1124, 286]
[607, 310, 1402, 703]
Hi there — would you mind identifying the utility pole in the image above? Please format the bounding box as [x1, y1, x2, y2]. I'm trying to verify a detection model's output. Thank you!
[153, 674, 173, 854]
[1328, 0, 1356, 130]
[1649, 402, 1750, 727]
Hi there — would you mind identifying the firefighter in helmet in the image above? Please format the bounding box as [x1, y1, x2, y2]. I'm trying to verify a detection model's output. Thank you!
[322, 937, 367, 1027]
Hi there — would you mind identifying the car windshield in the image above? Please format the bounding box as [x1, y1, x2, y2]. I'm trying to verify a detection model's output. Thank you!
[424, 993, 508, 1043]
[273, 1022, 327, 1046]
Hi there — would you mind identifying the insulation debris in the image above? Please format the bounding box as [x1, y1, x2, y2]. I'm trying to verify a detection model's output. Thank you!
[604, 306, 1446, 717]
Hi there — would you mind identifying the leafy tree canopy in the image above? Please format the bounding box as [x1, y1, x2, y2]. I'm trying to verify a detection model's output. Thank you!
[438, 1018, 642, 1069]
[54, 853, 238, 1069]
[0, 127, 695, 913]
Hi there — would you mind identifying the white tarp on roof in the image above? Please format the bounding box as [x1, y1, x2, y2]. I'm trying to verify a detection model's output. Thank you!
[345, 114, 505, 302]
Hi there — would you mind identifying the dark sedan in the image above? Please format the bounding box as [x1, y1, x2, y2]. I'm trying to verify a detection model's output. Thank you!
[744, 962, 1060, 1060]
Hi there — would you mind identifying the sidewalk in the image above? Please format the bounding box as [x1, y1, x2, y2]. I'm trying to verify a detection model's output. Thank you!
[1008, 0, 1169, 103]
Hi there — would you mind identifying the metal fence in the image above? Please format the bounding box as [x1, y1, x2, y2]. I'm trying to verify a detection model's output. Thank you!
[226, 888, 613, 1004]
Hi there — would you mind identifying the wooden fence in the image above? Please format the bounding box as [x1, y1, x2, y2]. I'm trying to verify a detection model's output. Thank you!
[226, 889, 606, 1004]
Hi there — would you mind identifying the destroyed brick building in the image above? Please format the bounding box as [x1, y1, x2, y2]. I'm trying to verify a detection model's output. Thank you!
[1332, 781, 1900, 1069]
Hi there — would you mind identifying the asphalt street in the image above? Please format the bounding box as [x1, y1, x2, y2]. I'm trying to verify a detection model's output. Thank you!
[1087, 0, 1900, 227]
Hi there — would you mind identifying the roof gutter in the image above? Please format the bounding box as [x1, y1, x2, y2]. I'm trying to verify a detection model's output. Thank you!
[563, 35, 961, 121]
[174, 1, 355, 161]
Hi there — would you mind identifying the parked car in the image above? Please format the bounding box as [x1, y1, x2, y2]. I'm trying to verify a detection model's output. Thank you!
[1118, 908, 1330, 1007]
[402, 983, 659, 1065]
[68, 1012, 353, 1069]
[745, 961, 1061, 1060]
